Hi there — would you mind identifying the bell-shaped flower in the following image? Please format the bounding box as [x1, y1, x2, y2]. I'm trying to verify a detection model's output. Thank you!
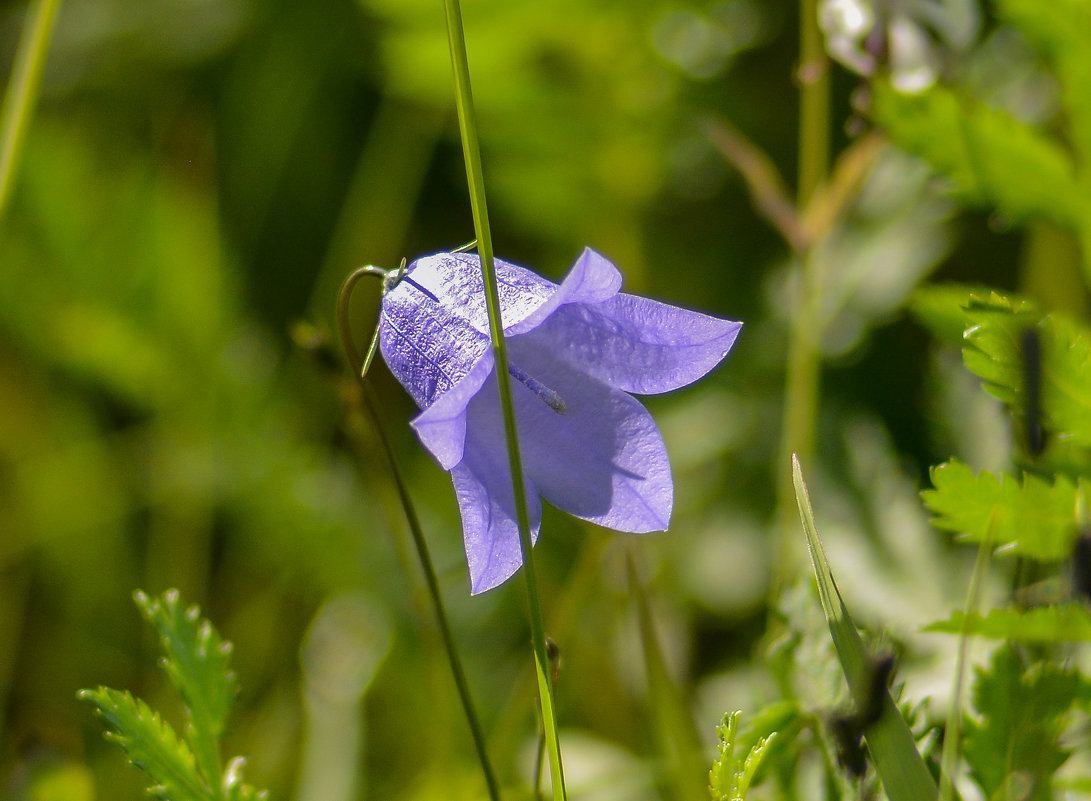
[379, 248, 741, 594]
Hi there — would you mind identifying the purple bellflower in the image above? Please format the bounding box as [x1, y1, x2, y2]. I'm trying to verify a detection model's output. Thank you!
[379, 248, 741, 594]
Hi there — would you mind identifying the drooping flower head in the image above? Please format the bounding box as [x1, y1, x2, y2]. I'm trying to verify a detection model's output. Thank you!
[379, 248, 741, 594]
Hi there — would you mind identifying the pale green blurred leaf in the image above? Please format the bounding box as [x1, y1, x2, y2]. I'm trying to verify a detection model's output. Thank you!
[995, 0, 1091, 171]
[963, 647, 1086, 801]
[872, 80, 1087, 231]
[925, 606, 1091, 642]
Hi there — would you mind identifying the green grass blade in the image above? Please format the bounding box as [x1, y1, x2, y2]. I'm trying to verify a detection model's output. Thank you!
[629, 557, 706, 801]
[442, 2, 564, 798]
[0, 0, 62, 230]
[792, 455, 940, 801]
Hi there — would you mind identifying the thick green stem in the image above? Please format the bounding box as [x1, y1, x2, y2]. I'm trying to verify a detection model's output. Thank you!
[441, 2, 566, 799]
[0, 0, 62, 233]
[797, 0, 830, 209]
[774, 0, 830, 587]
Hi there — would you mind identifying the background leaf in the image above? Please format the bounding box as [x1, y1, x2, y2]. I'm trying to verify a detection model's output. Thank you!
[963, 647, 1087, 801]
[925, 606, 1091, 642]
[995, 0, 1091, 178]
[871, 81, 1087, 233]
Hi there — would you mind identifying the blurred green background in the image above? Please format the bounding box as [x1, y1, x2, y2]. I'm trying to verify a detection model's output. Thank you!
[0, 0, 1071, 798]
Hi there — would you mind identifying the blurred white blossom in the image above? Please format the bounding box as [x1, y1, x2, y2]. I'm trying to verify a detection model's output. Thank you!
[819, 0, 979, 93]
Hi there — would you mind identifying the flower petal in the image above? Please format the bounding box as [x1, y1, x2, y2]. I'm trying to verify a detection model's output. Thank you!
[506, 247, 623, 336]
[489, 337, 674, 532]
[532, 291, 741, 395]
[411, 352, 496, 470]
[450, 419, 543, 595]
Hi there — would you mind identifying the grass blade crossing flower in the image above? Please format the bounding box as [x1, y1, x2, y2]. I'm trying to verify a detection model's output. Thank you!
[378, 247, 741, 593]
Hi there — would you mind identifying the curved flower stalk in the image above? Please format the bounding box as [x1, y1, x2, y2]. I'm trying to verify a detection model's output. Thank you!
[379, 247, 741, 594]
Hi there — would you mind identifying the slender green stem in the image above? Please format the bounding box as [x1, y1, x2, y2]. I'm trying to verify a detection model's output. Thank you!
[441, 3, 566, 798]
[797, 0, 830, 209]
[336, 273, 503, 801]
[938, 516, 994, 801]
[0, 0, 62, 233]
[773, 0, 831, 589]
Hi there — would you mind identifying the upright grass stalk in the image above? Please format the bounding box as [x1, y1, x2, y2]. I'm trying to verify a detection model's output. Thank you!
[774, 0, 831, 587]
[793, 456, 940, 801]
[0, 0, 62, 232]
[335, 283, 502, 801]
[441, 3, 566, 798]
[938, 516, 995, 801]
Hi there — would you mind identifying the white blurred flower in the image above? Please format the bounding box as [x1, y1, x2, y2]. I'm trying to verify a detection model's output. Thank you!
[819, 0, 979, 93]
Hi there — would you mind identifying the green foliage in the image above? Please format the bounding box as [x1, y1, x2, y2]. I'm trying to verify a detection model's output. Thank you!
[135, 590, 239, 783]
[922, 459, 1081, 561]
[959, 293, 1043, 412]
[871, 81, 1087, 233]
[925, 606, 1091, 642]
[911, 287, 1091, 472]
[77, 688, 208, 801]
[79, 590, 265, 801]
[708, 711, 777, 801]
[963, 647, 1089, 801]
[963, 296, 1091, 450]
[994, 0, 1091, 173]
[872, 3, 1091, 282]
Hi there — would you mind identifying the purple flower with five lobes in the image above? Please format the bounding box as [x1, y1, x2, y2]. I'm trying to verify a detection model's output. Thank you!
[379, 248, 741, 594]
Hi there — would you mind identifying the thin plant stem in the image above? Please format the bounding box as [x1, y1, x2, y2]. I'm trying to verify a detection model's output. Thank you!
[0, 0, 63, 233]
[797, 0, 830, 208]
[336, 272, 503, 801]
[939, 515, 995, 801]
[441, 2, 566, 799]
[773, 0, 830, 589]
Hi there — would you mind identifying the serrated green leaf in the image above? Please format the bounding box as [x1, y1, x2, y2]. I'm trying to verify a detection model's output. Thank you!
[924, 605, 1091, 641]
[735, 731, 777, 799]
[77, 687, 211, 801]
[963, 647, 1087, 801]
[960, 293, 1042, 410]
[709, 711, 739, 801]
[1043, 314, 1091, 446]
[872, 81, 1087, 231]
[922, 459, 1080, 560]
[222, 757, 268, 801]
[709, 711, 777, 801]
[949, 292, 1091, 462]
[908, 284, 996, 348]
[134, 589, 237, 783]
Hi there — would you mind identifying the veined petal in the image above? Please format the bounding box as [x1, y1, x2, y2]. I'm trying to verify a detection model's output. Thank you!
[506, 247, 622, 336]
[451, 424, 542, 595]
[479, 338, 673, 532]
[411, 352, 496, 470]
[532, 292, 741, 395]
